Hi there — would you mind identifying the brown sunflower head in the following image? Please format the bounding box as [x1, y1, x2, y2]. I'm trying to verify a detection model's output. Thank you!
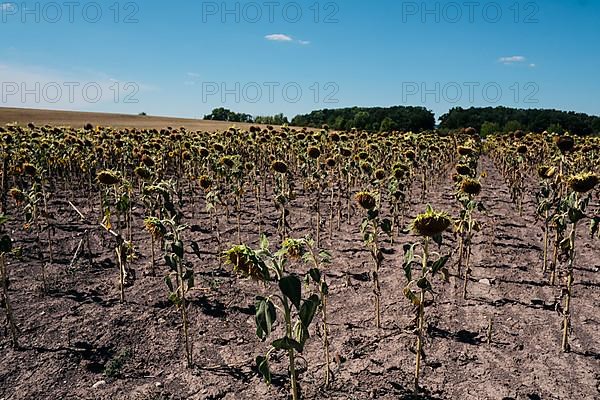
[307, 146, 321, 159]
[537, 165, 557, 180]
[355, 191, 377, 210]
[374, 169, 386, 180]
[554, 135, 575, 154]
[457, 146, 474, 156]
[224, 245, 264, 281]
[568, 172, 599, 193]
[460, 178, 482, 196]
[271, 160, 288, 174]
[97, 170, 121, 185]
[199, 175, 212, 190]
[411, 206, 452, 237]
[22, 163, 38, 176]
[134, 166, 152, 180]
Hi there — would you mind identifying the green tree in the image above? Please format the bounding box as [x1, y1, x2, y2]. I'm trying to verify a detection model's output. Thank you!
[480, 121, 501, 137]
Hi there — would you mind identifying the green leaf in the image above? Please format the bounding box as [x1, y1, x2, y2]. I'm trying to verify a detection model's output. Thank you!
[168, 292, 182, 306]
[183, 269, 195, 289]
[279, 275, 302, 310]
[416, 277, 432, 291]
[367, 209, 379, 220]
[0, 215, 8, 225]
[172, 240, 184, 258]
[256, 356, 272, 384]
[299, 294, 320, 328]
[431, 255, 450, 275]
[190, 241, 202, 260]
[164, 275, 174, 292]
[402, 244, 415, 281]
[568, 207, 585, 224]
[318, 250, 332, 264]
[164, 254, 177, 271]
[308, 268, 321, 283]
[293, 321, 309, 352]
[272, 337, 303, 352]
[432, 233, 443, 247]
[255, 297, 276, 340]
[440, 267, 450, 282]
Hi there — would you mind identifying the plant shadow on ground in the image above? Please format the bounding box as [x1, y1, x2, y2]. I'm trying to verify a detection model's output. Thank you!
[25, 341, 114, 373]
[428, 326, 482, 345]
[47, 288, 119, 308]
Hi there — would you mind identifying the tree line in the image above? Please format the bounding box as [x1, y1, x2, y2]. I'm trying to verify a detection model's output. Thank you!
[290, 106, 436, 132]
[439, 106, 600, 136]
[203, 106, 600, 135]
[203, 108, 289, 125]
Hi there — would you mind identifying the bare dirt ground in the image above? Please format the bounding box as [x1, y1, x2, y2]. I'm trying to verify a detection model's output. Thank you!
[0, 140, 599, 399]
[0, 107, 276, 132]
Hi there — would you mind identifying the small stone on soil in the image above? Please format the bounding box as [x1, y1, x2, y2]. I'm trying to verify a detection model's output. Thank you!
[92, 380, 106, 389]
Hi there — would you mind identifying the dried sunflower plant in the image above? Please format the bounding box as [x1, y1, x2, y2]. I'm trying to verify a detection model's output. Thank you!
[402, 205, 452, 396]
[225, 235, 323, 400]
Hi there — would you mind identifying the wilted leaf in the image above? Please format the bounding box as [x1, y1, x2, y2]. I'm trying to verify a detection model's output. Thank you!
[431, 255, 450, 275]
[255, 297, 276, 340]
[279, 275, 302, 310]
[172, 240, 184, 258]
[308, 268, 321, 283]
[403, 287, 420, 306]
[256, 356, 271, 384]
[272, 337, 303, 352]
[299, 294, 320, 328]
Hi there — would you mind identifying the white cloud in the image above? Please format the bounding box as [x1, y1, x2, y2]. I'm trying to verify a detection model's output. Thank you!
[187, 72, 200, 78]
[529, 63, 536, 68]
[298, 40, 311, 45]
[184, 81, 196, 86]
[265, 34, 293, 42]
[499, 55, 527, 64]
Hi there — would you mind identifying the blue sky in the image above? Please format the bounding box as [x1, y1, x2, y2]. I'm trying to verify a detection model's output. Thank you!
[1, 0, 599, 121]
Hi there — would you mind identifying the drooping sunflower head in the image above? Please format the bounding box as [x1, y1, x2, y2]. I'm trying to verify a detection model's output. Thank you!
[411, 206, 452, 237]
[22, 163, 38, 177]
[457, 146, 474, 156]
[568, 172, 599, 193]
[554, 135, 575, 154]
[374, 169, 386, 181]
[220, 156, 235, 168]
[460, 178, 482, 196]
[307, 146, 321, 159]
[134, 166, 152, 180]
[537, 165, 557, 180]
[271, 160, 288, 174]
[198, 175, 212, 191]
[281, 238, 305, 260]
[355, 191, 377, 210]
[97, 170, 121, 185]
[143, 217, 166, 239]
[516, 145, 528, 154]
[9, 188, 26, 204]
[224, 245, 264, 281]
